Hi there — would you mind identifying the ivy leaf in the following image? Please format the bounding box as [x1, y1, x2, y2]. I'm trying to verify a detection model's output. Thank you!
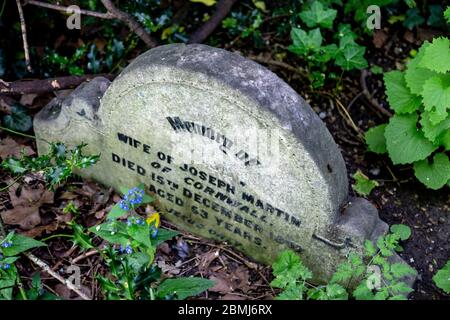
[419, 111, 450, 144]
[352, 170, 378, 196]
[385, 114, 437, 164]
[2, 104, 33, 132]
[335, 43, 368, 70]
[156, 277, 215, 300]
[288, 28, 322, 56]
[384, 71, 422, 114]
[365, 124, 387, 154]
[403, 8, 425, 30]
[419, 37, 450, 74]
[390, 224, 411, 241]
[413, 153, 450, 190]
[298, 1, 337, 29]
[421, 74, 450, 125]
[433, 260, 450, 294]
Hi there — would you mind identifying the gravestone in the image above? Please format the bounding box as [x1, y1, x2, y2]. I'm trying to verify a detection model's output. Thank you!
[34, 44, 396, 282]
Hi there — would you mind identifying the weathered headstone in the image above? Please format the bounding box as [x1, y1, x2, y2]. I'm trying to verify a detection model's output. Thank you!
[34, 44, 395, 282]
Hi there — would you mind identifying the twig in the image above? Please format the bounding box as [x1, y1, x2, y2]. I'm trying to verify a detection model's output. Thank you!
[360, 69, 393, 118]
[100, 0, 158, 48]
[0, 74, 113, 96]
[248, 55, 309, 80]
[25, 0, 158, 48]
[188, 0, 238, 44]
[15, 0, 32, 72]
[26, 0, 113, 19]
[71, 249, 99, 264]
[24, 252, 91, 300]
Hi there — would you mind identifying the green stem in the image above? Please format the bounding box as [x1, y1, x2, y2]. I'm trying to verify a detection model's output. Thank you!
[0, 0, 6, 17]
[40, 234, 73, 242]
[0, 126, 36, 140]
[17, 278, 28, 300]
[0, 174, 24, 192]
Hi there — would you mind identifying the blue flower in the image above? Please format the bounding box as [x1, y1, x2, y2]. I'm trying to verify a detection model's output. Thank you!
[150, 226, 158, 239]
[119, 244, 133, 254]
[2, 263, 10, 270]
[119, 200, 130, 211]
[1, 241, 12, 248]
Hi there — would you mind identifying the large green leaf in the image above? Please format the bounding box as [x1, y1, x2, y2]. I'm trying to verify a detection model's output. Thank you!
[419, 111, 450, 144]
[365, 124, 387, 154]
[419, 37, 450, 74]
[413, 153, 450, 189]
[1, 233, 46, 257]
[156, 277, 215, 300]
[385, 114, 437, 164]
[433, 260, 450, 294]
[298, 1, 337, 29]
[421, 74, 450, 125]
[404, 42, 438, 95]
[384, 71, 422, 114]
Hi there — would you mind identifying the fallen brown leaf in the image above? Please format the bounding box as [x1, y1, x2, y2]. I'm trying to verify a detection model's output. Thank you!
[1, 182, 54, 230]
[0, 137, 34, 159]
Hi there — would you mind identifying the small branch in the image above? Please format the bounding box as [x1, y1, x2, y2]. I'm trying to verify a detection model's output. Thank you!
[25, 0, 158, 48]
[248, 55, 309, 80]
[26, 0, 113, 19]
[188, 0, 238, 44]
[100, 0, 158, 48]
[360, 69, 393, 118]
[15, 0, 32, 72]
[0, 74, 113, 96]
[24, 253, 91, 300]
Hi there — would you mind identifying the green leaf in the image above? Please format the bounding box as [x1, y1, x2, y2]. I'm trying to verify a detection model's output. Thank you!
[384, 71, 422, 114]
[335, 44, 368, 70]
[433, 260, 450, 294]
[404, 42, 438, 95]
[298, 1, 337, 29]
[72, 223, 94, 250]
[413, 153, 450, 189]
[403, 8, 425, 30]
[385, 113, 437, 164]
[421, 74, 450, 125]
[108, 203, 128, 220]
[419, 37, 450, 74]
[127, 223, 152, 249]
[353, 282, 374, 300]
[420, 111, 450, 144]
[2, 104, 33, 132]
[156, 277, 215, 300]
[365, 124, 387, 154]
[1, 233, 46, 256]
[427, 5, 446, 28]
[1, 158, 27, 174]
[390, 224, 411, 241]
[391, 281, 414, 294]
[276, 283, 304, 300]
[445, 6, 450, 23]
[325, 283, 348, 300]
[352, 170, 378, 196]
[271, 250, 312, 289]
[151, 228, 179, 246]
[89, 221, 129, 246]
[288, 28, 322, 56]
[364, 240, 377, 257]
[190, 0, 216, 6]
[390, 263, 416, 278]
